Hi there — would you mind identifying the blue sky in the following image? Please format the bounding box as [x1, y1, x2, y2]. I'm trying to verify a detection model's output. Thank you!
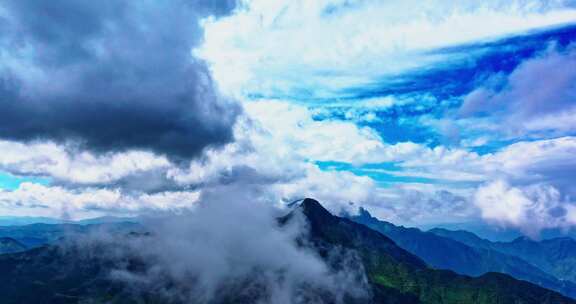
[0, 172, 49, 191]
[0, 0, 575, 237]
[198, 0, 576, 234]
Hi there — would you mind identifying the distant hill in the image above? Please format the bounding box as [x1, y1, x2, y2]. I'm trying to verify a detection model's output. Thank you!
[76, 216, 139, 225]
[430, 228, 576, 284]
[0, 216, 65, 226]
[424, 222, 576, 242]
[0, 237, 27, 254]
[348, 207, 576, 298]
[0, 222, 142, 248]
[0, 216, 138, 226]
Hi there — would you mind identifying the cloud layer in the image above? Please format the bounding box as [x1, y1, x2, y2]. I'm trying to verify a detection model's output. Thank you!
[77, 188, 369, 303]
[0, 0, 574, 239]
[200, 0, 576, 98]
[0, 0, 240, 161]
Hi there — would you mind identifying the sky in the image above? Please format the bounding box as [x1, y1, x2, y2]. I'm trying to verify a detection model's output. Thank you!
[0, 0, 575, 238]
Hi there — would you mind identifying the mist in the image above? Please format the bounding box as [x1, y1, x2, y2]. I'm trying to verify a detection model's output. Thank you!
[67, 185, 370, 304]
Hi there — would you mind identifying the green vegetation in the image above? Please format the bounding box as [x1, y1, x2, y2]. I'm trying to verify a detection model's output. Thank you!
[300, 198, 575, 304]
[0, 198, 573, 303]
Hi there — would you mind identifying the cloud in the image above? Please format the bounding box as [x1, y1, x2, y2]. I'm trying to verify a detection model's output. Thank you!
[460, 47, 576, 136]
[200, 0, 576, 98]
[0, 140, 169, 186]
[363, 136, 576, 228]
[0, 182, 200, 219]
[0, 108, 387, 218]
[395, 136, 576, 190]
[0, 0, 240, 161]
[381, 188, 475, 225]
[0, 0, 572, 237]
[474, 180, 576, 237]
[244, 100, 428, 164]
[79, 186, 369, 303]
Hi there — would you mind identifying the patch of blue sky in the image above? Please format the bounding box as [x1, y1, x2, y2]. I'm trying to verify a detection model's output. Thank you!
[0, 171, 50, 190]
[431, 23, 576, 58]
[249, 24, 576, 160]
[303, 24, 576, 152]
[469, 142, 511, 155]
[311, 100, 443, 146]
[363, 119, 440, 147]
[316, 161, 403, 172]
[315, 161, 476, 187]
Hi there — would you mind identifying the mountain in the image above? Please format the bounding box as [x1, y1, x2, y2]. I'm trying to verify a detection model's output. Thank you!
[348, 207, 576, 298]
[0, 222, 142, 248]
[0, 216, 139, 227]
[76, 216, 138, 225]
[430, 228, 576, 284]
[0, 216, 65, 226]
[297, 198, 574, 303]
[0, 237, 27, 254]
[0, 237, 149, 304]
[0, 198, 573, 303]
[424, 222, 576, 242]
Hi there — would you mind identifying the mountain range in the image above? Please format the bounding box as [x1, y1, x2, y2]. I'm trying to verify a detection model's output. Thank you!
[0, 216, 138, 226]
[0, 222, 142, 248]
[430, 228, 576, 284]
[348, 207, 576, 298]
[0, 198, 573, 303]
[0, 237, 27, 254]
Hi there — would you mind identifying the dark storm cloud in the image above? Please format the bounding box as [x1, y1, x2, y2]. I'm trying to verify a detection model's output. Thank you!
[0, 0, 240, 161]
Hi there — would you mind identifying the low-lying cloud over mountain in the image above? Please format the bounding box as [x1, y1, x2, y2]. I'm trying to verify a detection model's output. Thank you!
[0, 0, 575, 239]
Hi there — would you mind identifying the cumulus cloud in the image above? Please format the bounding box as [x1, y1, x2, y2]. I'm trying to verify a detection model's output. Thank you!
[365, 136, 576, 230]
[0, 140, 169, 186]
[0, 106, 388, 218]
[244, 100, 428, 164]
[460, 47, 576, 136]
[0, 182, 200, 219]
[475, 180, 576, 238]
[0, 0, 573, 237]
[395, 137, 576, 190]
[305, 135, 576, 228]
[0, 0, 240, 161]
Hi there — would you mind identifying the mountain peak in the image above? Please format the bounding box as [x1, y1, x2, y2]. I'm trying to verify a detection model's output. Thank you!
[512, 236, 533, 243]
[298, 198, 338, 226]
[300, 198, 328, 213]
[358, 206, 374, 220]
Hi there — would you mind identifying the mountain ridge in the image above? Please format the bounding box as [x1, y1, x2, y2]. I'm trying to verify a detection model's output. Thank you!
[0, 237, 27, 254]
[0, 198, 573, 303]
[430, 227, 576, 284]
[297, 198, 575, 303]
[348, 206, 576, 298]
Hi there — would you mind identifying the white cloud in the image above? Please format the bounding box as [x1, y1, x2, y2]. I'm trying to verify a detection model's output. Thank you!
[273, 164, 376, 213]
[243, 100, 429, 164]
[200, 0, 576, 97]
[475, 180, 576, 237]
[460, 47, 576, 136]
[0, 102, 398, 217]
[0, 182, 200, 219]
[486, 137, 576, 180]
[0, 140, 169, 184]
[394, 136, 576, 191]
